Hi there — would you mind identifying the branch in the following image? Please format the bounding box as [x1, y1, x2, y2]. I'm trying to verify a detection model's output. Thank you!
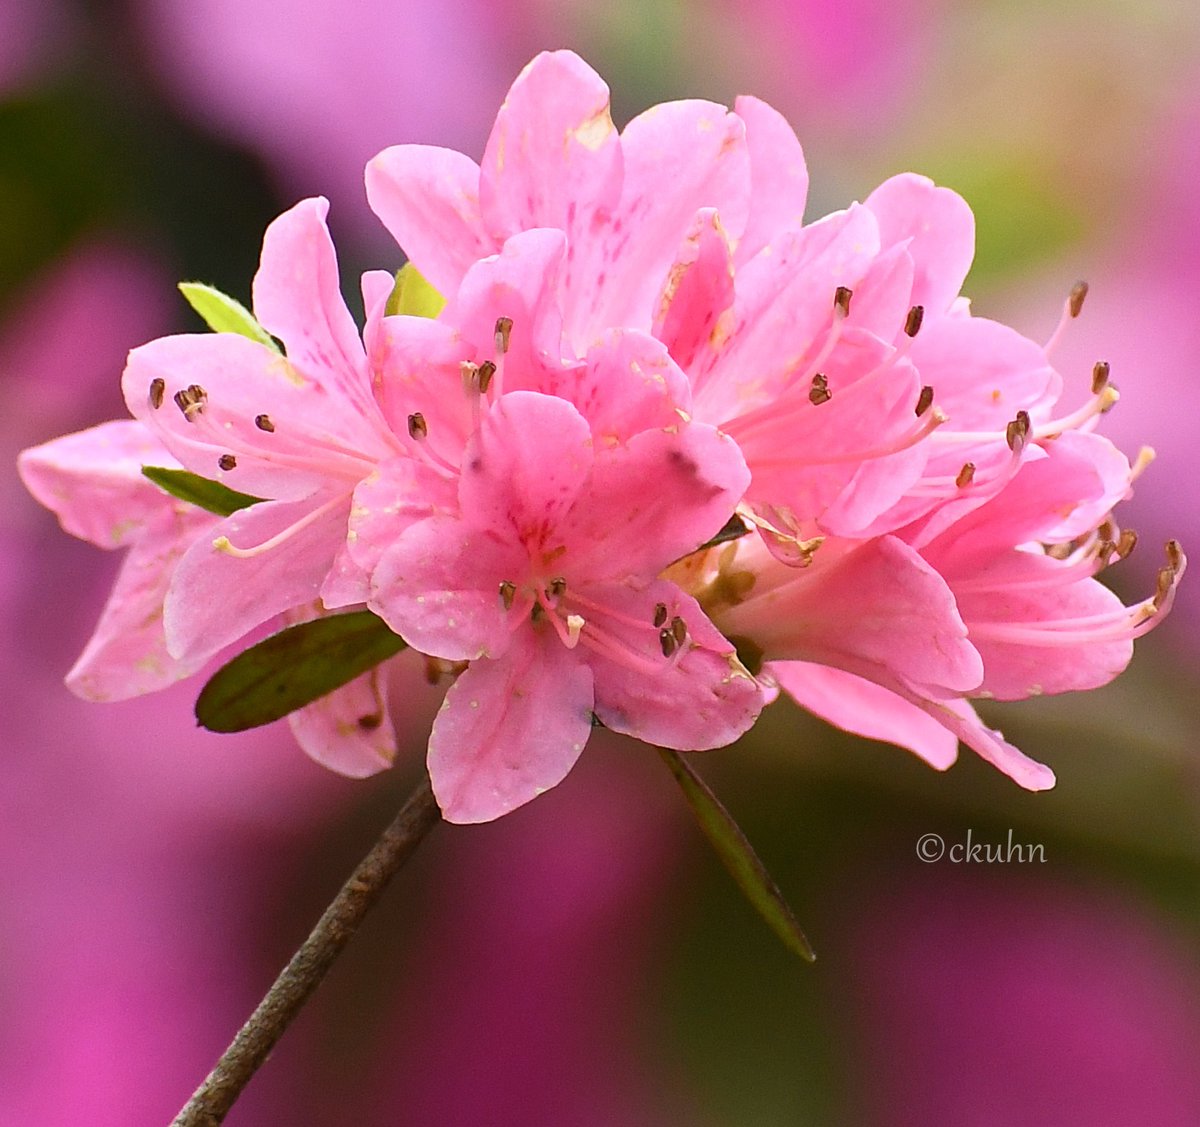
[171, 772, 442, 1126]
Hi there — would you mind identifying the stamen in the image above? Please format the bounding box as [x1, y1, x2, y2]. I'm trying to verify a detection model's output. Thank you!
[149, 378, 165, 409]
[834, 286, 853, 318]
[407, 412, 428, 440]
[1069, 280, 1089, 319]
[212, 493, 343, 559]
[1006, 410, 1031, 452]
[660, 628, 678, 657]
[499, 580, 516, 610]
[218, 454, 237, 471]
[670, 616, 688, 647]
[565, 614, 585, 648]
[956, 462, 976, 488]
[477, 360, 496, 394]
[547, 576, 567, 600]
[1091, 361, 1110, 395]
[173, 384, 207, 421]
[808, 373, 831, 405]
[460, 361, 480, 396]
[254, 413, 275, 433]
[1116, 529, 1138, 560]
[494, 317, 513, 354]
[904, 305, 925, 337]
[653, 602, 668, 628]
[915, 386, 935, 417]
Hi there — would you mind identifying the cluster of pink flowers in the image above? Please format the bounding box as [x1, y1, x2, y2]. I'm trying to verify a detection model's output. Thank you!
[19, 52, 1182, 823]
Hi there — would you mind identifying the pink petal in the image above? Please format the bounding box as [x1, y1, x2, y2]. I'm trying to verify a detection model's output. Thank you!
[17, 420, 178, 548]
[920, 696, 1057, 791]
[163, 493, 350, 663]
[66, 504, 216, 701]
[439, 228, 570, 388]
[478, 50, 622, 240]
[652, 208, 736, 374]
[770, 660, 960, 769]
[366, 145, 494, 297]
[367, 513, 529, 661]
[287, 662, 397, 778]
[251, 198, 370, 400]
[458, 391, 593, 545]
[865, 173, 975, 315]
[581, 98, 750, 338]
[585, 581, 763, 750]
[561, 423, 749, 581]
[428, 631, 595, 823]
[733, 95, 809, 264]
[123, 333, 390, 502]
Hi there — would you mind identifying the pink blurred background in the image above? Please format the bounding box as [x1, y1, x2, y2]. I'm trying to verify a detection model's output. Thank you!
[4, 1, 1200, 1123]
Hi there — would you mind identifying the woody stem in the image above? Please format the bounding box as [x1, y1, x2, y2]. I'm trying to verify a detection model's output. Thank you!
[170, 772, 442, 1126]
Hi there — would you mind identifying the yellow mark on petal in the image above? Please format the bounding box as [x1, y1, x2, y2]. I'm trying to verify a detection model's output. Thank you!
[991, 389, 1002, 402]
[571, 107, 615, 152]
[268, 354, 306, 387]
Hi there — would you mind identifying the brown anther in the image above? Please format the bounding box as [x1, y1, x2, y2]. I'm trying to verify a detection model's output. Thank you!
[460, 360, 480, 394]
[1068, 280, 1089, 318]
[1095, 539, 1116, 563]
[1005, 410, 1031, 452]
[955, 462, 976, 488]
[915, 385, 935, 417]
[653, 602, 668, 628]
[477, 360, 497, 394]
[1045, 542, 1074, 560]
[547, 576, 567, 599]
[1091, 360, 1110, 395]
[498, 580, 516, 610]
[494, 316, 513, 354]
[659, 628, 678, 658]
[407, 412, 428, 440]
[173, 384, 207, 420]
[1115, 529, 1138, 560]
[808, 373, 832, 405]
[149, 377, 165, 409]
[904, 305, 925, 337]
[1154, 565, 1175, 608]
[218, 454, 237, 471]
[833, 285, 853, 318]
[670, 616, 688, 646]
[356, 713, 382, 731]
[254, 413, 275, 432]
[1097, 518, 1116, 543]
[1166, 539, 1184, 572]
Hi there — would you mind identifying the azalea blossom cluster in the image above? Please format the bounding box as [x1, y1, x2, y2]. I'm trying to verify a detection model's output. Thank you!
[19, 52, 1182, 823]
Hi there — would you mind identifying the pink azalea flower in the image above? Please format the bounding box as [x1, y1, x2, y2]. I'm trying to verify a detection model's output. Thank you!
[350, 346, 761, 822]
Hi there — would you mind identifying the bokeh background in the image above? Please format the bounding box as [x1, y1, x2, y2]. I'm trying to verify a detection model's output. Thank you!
[4, 1, 1200, 1123]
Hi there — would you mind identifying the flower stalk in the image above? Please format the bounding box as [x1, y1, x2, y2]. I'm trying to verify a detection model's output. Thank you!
[170, 773, 441, 1127]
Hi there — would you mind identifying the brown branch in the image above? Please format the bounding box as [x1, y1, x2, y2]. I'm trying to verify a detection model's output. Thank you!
[171, 772, 442, 1126]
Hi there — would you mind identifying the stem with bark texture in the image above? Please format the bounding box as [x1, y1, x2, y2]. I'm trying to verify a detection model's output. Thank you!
[171, 772, 441, 1126]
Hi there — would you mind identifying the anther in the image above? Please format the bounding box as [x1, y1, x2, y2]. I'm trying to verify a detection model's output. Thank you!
[494, 316, 513, 354]
[565, 614, 584, 648]
[833, 286, 853, 318]
[498, 580, 516, 610]
[808, 373, 832, 405]
[148, 377, 165, 409]
[254, 413, 275, 432]
[547, 576, 567, 599]
[904, 305, 925, 337]
[477, 360, 496, 394]
[670, 616, 688, 647]
[653, 602, 668, 628]
[955, 462, 976, 488]
[1006, 410, 1031, 452]
[460, 361, 480, 395]
[218, 454, 237, 471]
[915, 386, 935, 417]
[1091, 360, 1110, 395]
[1069, 280, 1089, 319]
[173, 384, 207, 421]
[1166, 539, 1184, 572]
[659, 628, 678, 658]
[1116, 529, 1138, 560]
[407, 412, 428, 440]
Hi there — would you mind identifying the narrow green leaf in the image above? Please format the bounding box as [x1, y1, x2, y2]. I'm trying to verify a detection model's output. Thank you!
[196, 611, 409, 733]
[178, 281, 281, 351]
[142, 465, 264, 517]
[384, 262, 447, 319]
[659, 748, 816, 962]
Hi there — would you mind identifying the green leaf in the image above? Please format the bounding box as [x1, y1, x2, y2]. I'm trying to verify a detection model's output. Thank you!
[384, 263, 446, 319]
[659, 748, 816, 962]
[142, 465, 264, 517]
[178, 281, 281, 351]
[196, 611, 409, 733]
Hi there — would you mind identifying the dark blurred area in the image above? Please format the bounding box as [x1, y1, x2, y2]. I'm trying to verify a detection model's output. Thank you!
[4, 1, 1200, 1123]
